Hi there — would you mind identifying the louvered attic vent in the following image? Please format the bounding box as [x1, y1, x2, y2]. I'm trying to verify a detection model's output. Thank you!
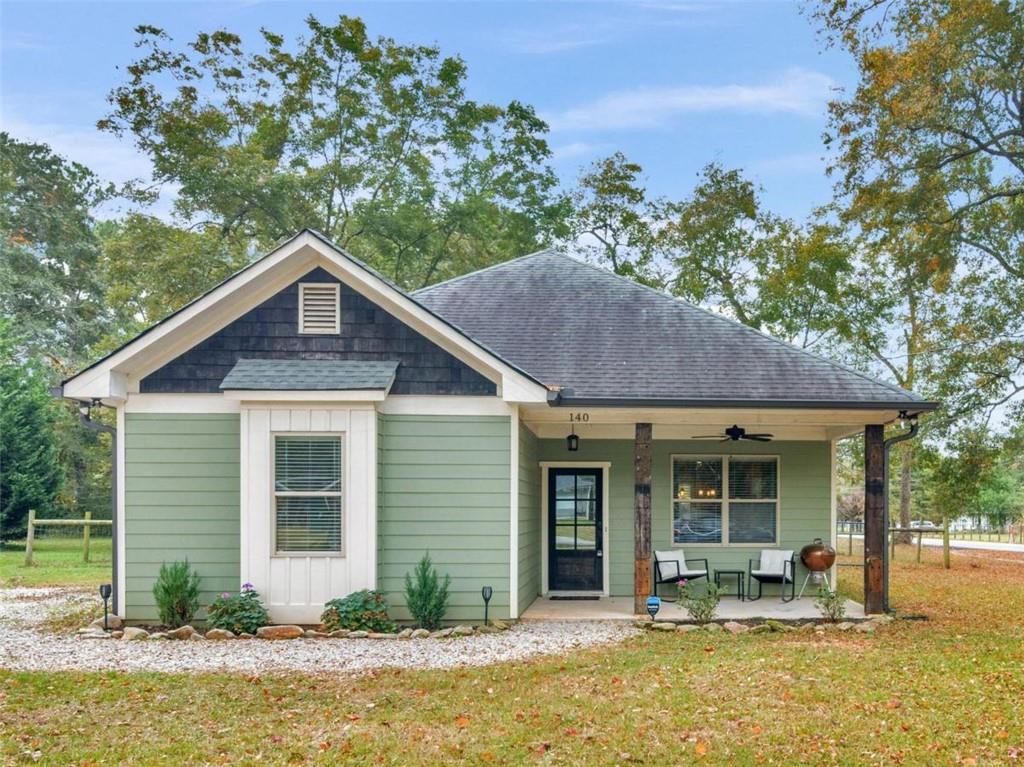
[298, 283, 341, 334]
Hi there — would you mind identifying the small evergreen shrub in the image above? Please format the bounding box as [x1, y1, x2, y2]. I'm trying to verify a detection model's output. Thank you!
[403, 553, 451, 630]
[152, 560, 201, 628]
[677, 578, 721, 624]
[321, 589, 396, 633]
[815, 587, 846, 622]
[207, 583, 269, 635]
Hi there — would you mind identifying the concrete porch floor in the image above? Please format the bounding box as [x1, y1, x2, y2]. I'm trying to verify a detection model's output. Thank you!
[521, 595, 864, 622]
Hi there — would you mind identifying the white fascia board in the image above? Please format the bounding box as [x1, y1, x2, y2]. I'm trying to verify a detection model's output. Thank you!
[63, 231, 548, 404]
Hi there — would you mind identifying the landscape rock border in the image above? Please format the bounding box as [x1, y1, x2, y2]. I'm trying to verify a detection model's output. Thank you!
[79, 619, 515, 642]
[637, 614, 893, 635]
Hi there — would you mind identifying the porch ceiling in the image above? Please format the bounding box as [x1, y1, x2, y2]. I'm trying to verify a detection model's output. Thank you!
[520, 405, 905, 441]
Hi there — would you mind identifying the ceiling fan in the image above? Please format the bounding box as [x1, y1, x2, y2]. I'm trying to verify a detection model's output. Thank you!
[693, 424, 774, 442]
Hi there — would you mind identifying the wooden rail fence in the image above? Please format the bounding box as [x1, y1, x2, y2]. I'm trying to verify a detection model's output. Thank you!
[24, 509, 112, 566]
[839, 519, 951, 569]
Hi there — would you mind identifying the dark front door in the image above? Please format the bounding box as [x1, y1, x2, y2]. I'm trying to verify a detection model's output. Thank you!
[549, 468, 603, 591]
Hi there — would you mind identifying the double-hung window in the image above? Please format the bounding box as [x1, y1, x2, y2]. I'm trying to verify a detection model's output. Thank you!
[672, 455, 778, 545]
[274, 435, 343, 554]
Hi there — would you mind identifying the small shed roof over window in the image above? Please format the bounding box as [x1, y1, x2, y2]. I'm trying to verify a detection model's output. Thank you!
[219, 359, 400, 391]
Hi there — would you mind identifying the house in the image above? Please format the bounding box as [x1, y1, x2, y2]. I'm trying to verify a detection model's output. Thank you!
[61, 230, 936, 623]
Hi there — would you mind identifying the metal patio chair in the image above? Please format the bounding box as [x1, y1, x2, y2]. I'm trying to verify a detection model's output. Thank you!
[747, 549, 796, 602]
[653, 550, 709, 602]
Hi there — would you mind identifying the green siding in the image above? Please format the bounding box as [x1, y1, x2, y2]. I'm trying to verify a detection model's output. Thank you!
[536, 438, 831, 597]
[124, 413, 240, 621]
[517, 422, 541, 615]
[378, 415, 511, 621]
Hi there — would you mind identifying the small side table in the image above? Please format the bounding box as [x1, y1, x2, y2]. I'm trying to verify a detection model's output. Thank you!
[714, 569, 745, 602]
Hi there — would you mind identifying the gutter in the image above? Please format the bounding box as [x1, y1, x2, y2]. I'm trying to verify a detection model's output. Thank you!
[882, 413, 921, 612]
[546, 390, 938, 415]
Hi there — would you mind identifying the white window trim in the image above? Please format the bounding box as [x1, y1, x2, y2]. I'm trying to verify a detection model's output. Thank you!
[669, 453, 781, 548]
[271, 432, 345, 557]
[298, 282, 341, 334]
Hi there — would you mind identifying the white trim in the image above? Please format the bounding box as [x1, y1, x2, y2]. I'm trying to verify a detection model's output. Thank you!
[509, 406, 520, 619]
[378, 396, 513, 416]
[115, 404, 126, 617]
[298, 282, 341, 334]
[669, 453, 781, 548]
[223, 390, 387, 402]
[63, 232, 548, 404]
[125, 394, 240, 413]
[539, 461, 612, 597]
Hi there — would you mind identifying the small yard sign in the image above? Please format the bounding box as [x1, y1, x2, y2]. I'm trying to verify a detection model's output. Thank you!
[646, 596, 661, 620]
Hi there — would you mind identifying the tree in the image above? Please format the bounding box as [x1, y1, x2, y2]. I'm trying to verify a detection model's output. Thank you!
[0, 321, 64, 541]
[99, 214, 250, 331]
[100, 16, 568, 290]
[812, 0, 1024, 422]
[656, 164, 850, 349]
[566, 152, 661, 286]
[0, 133, 114, 366]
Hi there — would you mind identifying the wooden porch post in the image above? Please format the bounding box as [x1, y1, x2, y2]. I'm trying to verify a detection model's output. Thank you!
[634, 422, 652, 614]
[864, 424, 886, 614]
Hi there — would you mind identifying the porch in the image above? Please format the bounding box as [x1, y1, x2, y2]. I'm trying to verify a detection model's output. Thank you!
[520, 595, 865, 622]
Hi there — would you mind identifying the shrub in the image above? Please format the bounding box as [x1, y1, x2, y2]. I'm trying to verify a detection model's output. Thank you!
[403, 553, 451, 630]
[207, 583, 269, 635]
[152, 560, 201, 628]
[321, 589, 396, 633]
[815, 587, 846, 622]
[677, 578, 720, 624]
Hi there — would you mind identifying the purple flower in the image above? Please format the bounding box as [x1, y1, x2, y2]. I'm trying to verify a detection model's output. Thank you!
[221, 592, 231, 599]
[678, 579, 688, 586]
[241, 582, 254, 592]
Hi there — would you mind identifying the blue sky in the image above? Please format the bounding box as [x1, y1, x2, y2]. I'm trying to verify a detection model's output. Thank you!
[0, 0, 854, 222]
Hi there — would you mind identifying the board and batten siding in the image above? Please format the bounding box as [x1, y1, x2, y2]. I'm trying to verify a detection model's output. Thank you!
[124, 413, 241, 621]
[378, 415, 512, 621]
[517, 423, 541, 615]
[535, 438, 831, 596]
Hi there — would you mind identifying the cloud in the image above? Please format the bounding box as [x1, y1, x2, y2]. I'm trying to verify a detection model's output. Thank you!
[546, 68, 836, 132]
[503, 26, 612, 55]
[551, 141, 606, 162]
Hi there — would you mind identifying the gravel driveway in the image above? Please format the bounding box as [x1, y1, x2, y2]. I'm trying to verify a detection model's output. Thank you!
[0, 588, 639, 674]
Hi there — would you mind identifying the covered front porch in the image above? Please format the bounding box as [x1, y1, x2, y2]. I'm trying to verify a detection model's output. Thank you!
[515, 403, 914, 619]
[520, 595, 865, 622]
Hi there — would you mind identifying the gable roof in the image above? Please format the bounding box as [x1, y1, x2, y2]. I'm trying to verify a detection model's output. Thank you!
[61, 230, 548, 403]
[219, 359, 399, 391]
[415, 251, 936, 411]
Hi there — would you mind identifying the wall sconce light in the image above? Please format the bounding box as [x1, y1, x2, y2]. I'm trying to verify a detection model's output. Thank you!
[481, 585, 493, 626]
[567, 424, 579, 452]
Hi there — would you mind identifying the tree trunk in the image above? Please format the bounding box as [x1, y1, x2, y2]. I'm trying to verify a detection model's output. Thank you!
[898, 441, 914, 544]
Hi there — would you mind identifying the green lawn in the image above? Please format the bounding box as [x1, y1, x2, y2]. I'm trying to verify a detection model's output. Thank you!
[0, 536, 112, 588]
[2, 545, 1023, 764]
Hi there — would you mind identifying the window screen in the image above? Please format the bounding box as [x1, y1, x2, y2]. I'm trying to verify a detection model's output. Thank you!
[728, 457, 777, 544]
[274, 436, 343, 553]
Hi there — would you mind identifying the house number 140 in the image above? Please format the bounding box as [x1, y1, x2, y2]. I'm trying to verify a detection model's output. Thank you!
[568, 412, 590, 422]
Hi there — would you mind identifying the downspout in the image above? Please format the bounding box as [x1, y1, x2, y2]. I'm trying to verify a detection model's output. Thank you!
[882, 411, 920, 613]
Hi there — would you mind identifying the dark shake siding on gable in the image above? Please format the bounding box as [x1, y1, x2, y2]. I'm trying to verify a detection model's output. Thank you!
[140, 268, 496, 395]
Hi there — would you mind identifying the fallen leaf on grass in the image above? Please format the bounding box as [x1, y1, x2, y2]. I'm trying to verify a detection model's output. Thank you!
[455, 715, 470, 728]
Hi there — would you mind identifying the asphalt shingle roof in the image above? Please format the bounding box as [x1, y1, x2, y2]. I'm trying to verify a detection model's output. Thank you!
[220, 359, 399, 391]
[415, 251, 932, 409]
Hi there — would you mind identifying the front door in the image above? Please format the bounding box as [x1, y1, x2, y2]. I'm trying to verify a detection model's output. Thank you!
[549, 468, 603, 591]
